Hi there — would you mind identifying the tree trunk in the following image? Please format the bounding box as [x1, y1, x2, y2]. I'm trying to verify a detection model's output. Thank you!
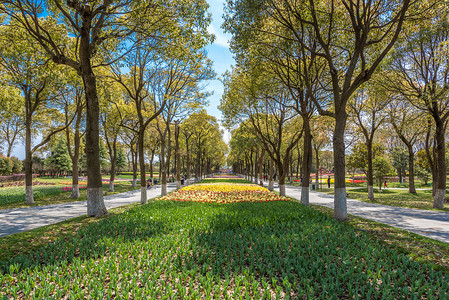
[367, 140, 374, 200]
[407, 144, 416, 193]
[333, 111, 348, 220]
[433, 120, 446, 209]
[149, 150, 154, 184]
[160, 140, 167, 196]
[268, 160, 274, 191]
[186, 144, 191, 185]
[25, 109, 34, 204]
[278, 162, 287, 196]
[108, 139, 117, 193]
[301, 117, 312, 205]
[315, 146, 320, 191]
[131, 148, 138, 187]
[175, 122, 181, 189]
[82, 70, 107, 217]
[258, 149, 265, 186]
[70, 121, 81, 198]
[138, 129, 147, 204]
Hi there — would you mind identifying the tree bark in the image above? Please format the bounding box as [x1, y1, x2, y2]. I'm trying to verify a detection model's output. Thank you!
[301, 118, 312, 205]
[367, 140, 374, 200]
[138, 129, 147, 204]
[24, 100, 34, 204]
[160, 139, 167, 196]
[407, 144, 416, 194]
[333, 111, 348, 220]
[175, 122, 181, 189]
[82, 70, 107, 217]
[433, 119, 446, 209]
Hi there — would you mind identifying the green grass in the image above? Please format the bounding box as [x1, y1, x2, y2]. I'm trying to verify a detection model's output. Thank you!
[0, 183, 139, 210]
[326, 187, 449, 212]
[310, 204, 449, 273]
[1, 200, 447, 298]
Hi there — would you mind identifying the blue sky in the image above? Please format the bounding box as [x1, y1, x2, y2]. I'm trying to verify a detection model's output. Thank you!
[205, 0, 235, 142]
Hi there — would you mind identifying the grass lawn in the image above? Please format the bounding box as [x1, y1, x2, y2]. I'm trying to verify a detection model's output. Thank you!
[0, 176, 139, 210]
[318, 187, 449, 212]
[1, 186, 448, 298]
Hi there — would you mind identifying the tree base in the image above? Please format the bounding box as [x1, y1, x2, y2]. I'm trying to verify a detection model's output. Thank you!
[279, 184, 286, 196]
[161, 184, 167, 196]
[301, 186, 309, 205]
[108, 181, 114, 192]
[70, 184, 80, 198]
[434, 189, 446, 209]
[87, 187, 107, 217]
[334, 188, 347, 220]
[26, 185, 34, 204]
[141, 186, 147, 204]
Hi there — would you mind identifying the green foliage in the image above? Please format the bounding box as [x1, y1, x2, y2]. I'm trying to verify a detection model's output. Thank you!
[10, 157, 23, 174]
[46, 138, 72, 173]
[391, 147, 408, 171]
[116, 148, 127, 172]
[347, 142, 385, 173]
[0, 201, 447, 298]
[415, 166, 431, 185]
[373, 156, 394, 188]
[0, 155, 13, 175]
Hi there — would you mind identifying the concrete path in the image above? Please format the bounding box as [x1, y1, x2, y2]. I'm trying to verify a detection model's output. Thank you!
[278, 184, 449, 244]
[0, 184, 178, 237]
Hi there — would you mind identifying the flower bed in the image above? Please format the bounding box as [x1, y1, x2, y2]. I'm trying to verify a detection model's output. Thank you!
[160, 182, 289, 203]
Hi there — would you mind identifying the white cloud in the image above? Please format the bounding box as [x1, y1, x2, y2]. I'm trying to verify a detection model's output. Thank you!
[208, 24, 230, 48]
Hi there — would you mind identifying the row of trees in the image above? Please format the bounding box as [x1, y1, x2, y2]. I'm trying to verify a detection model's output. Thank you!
[0, 1, 227, 216]
[221, 0, 448, 220]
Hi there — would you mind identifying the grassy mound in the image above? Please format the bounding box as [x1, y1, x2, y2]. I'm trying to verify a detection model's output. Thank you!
[1, 201, 447, 299]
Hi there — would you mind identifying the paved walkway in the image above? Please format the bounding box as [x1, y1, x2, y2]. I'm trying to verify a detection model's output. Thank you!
[276, 184, 449, 244]
[0, 184, 179, 237]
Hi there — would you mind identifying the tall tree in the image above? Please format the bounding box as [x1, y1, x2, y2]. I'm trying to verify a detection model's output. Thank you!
[224, 0, 417, 219]
[348, 86, 388, 200]
[0, 22, 68, 204]
[1, 0, 165, 216]
[0, 85, 24, 157]
[385, 14, 449, 208]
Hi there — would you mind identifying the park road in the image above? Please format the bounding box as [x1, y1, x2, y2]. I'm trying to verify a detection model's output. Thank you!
[279, 184, 449, 244]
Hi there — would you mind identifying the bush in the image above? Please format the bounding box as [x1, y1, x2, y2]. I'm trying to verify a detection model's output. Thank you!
[0, 155, 13, 175]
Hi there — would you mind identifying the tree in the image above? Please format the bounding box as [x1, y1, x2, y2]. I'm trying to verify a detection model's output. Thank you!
[391, 147, 408, 185]
[415, 166, 431, 185]
[0, 85, 24, 157]
[348, 86, 388, 200]
[47, 137, 72, 175]
[385, 12, 449, 208]
[387, 96, 426, 193]
[373, 156, 394, 191]
[116, 148, 127, 174]
[0, 155, 13, 175]
[224, 0, 418, 220]
[0, 21, 69, 204]
[62, 73, 85, 198]
[221, 68, 303, 196]
[1, 0, 172, 216]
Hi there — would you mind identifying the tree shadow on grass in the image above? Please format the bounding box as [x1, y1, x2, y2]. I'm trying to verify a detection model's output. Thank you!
[178, 201, 448, 299]
[0, 201, 194, 274]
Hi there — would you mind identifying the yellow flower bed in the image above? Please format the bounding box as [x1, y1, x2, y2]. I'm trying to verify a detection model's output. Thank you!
[181, 183, 267, 192]
[160, 183, 289, 204]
